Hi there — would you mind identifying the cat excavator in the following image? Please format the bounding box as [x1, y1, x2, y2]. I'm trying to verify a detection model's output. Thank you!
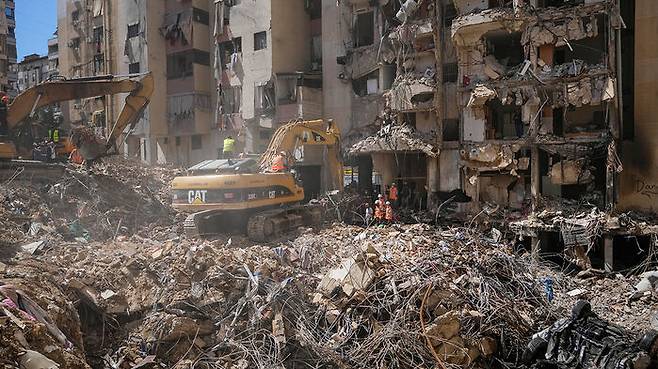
[0, 73, 154, 179]
[171, 119, 343, 241]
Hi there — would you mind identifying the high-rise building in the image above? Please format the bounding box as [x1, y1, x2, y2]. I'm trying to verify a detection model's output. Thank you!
[56, 0, 321, 166]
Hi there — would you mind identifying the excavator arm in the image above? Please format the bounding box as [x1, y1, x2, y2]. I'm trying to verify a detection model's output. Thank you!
[259, 119, 343, 190]
[7, 73, 154, 160]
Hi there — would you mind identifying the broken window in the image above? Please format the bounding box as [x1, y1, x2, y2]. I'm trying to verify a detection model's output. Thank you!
[551, 19, 606, 66]
[191, 135, 203, 150]
[354, 11, 374, 48]
[219, 38, 241, 66]
[443, 3, 457, 27]
[93, 54, 105, 74]
[443, 63, 458, 83]
[7, 44, 15, 59]
[484, 31, 524, 69]
[221, 86, 241, 114]
[443, 119, 459, 141]
[167, 51, 193, 79]
[563, 105, 606, 136]
[193, 7, 210, 25]
[277, 77, 298, 105]
[255, 82, 275, 112]
[352, 70, 379, 97]
[486, 100, 524, 139]
[127, 22, 139, 38]
[129, 62, 140, 74]
[254, 31, 267, 51]
[71, 9, 79, 22]
[402, 112, 417, 128]
[93, 26, 103, 44]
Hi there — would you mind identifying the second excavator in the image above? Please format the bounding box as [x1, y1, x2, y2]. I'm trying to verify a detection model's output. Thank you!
[0, 73, 154, 164]
[171, 119, 343, 241]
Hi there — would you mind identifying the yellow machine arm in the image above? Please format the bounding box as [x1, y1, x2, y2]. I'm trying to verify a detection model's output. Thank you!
[259, 119, 343, 190]
[7, 73, 154, 160]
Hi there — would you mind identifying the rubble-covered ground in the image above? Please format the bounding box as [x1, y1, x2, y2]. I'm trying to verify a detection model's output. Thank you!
[0, 158, 657, 369]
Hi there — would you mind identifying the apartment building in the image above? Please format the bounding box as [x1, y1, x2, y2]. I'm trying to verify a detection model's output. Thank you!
[56, 0, 321, 166]
[16, 54, 49, 93]
[216, 0, 322, 154]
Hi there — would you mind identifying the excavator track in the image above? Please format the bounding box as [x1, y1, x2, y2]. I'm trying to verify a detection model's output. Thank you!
[183, 205, 323, 241]
[247, 204, 323, 242]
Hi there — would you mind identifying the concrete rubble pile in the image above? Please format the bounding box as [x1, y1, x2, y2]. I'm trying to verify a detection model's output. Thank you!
[0, 157, 180, 245]
[1, 160, 658, 368]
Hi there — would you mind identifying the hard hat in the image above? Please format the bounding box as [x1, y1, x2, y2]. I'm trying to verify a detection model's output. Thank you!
[377, 194, 383, 198]
[279, 151, 286, 155]
[386, 201, 391, 205]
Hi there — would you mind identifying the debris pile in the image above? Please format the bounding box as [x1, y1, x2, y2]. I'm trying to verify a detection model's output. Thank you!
[1, 159, 658, 368]
[298, 224, 562, 369]
[349, 124, 439, 157]
[0, 157, 180, 245]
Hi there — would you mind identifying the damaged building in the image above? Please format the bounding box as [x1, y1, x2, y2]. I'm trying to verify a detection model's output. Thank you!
[324, 0, 462, 206]
[330, 0, 658, 271]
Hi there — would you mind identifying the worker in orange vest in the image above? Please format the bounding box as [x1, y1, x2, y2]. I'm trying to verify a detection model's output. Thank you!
[385, 201, 394, 224]
[271, 151, 288, 172]
[389, 183, 399, 207]
[374, 197, 384, 223]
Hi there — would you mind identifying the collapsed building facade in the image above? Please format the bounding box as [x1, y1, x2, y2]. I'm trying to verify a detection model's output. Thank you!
[323, 0, 461, 206]
[331, 0, 658, 271]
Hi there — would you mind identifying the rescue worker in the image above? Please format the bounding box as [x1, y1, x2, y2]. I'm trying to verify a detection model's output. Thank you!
[389, 183, 399, 207]
[375, 194, 386, 223]
[385, 201, 394, 224]
[223, 135, 236, 159]
[48, 128, 60, 144]
[272, 151, 288, 172]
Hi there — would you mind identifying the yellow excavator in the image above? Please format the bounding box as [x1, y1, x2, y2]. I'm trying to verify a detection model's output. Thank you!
[171, 119, 343, 241]
[0, 73, 154, 167]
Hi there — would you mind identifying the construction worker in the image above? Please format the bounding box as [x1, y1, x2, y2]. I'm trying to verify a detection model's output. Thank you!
[49, 128, 60, 144]
[374, 199, 384, 223]
[272, 151, 288, 172]
[385, 201, 394, 224]
[389, 183, 399, 207]
[223, 135, 236, 159]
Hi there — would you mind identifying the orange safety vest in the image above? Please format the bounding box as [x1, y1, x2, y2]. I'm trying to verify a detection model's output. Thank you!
[385, 205, 394, 221]
[389, 186, 398, 201]
[272, 155, 286, 172]
[374, 202, 384, 219]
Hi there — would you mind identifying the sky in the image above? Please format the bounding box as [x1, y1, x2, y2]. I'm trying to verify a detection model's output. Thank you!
[16, 0, 58, 60]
